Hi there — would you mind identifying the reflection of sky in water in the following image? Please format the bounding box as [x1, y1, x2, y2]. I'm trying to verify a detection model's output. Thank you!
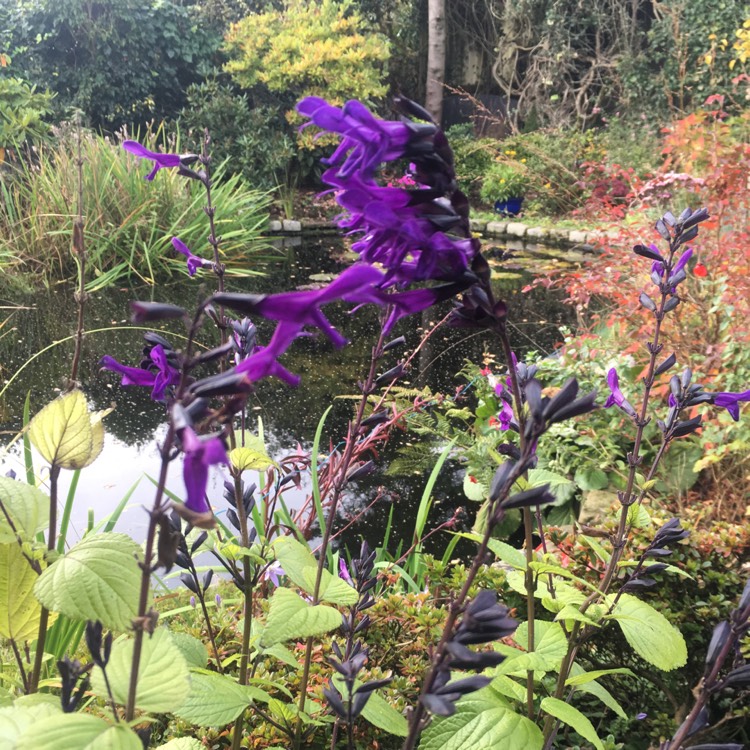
[0, 238, 578, 550]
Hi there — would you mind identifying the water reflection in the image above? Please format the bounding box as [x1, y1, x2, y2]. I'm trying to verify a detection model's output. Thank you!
[0, 237, 577, 551]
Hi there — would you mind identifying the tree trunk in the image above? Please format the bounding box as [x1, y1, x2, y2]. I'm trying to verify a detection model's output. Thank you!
[425, 0, 446, 124]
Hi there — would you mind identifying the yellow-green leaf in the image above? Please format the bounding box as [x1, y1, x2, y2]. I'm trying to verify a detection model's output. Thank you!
[28, 390, 109, 470]
[229, 435, 275, 471]
[0, 477, 49, 544]
[0, 543, 44, 641]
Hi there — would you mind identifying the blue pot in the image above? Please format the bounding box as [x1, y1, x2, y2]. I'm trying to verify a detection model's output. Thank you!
[494, 196, 524, 217]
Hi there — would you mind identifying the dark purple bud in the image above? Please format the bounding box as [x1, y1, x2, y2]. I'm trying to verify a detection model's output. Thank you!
[383, 336, 406, 352]
[644, 548, 672, 558]
[653, 518, 690, 546]
[355, 677, 392, 696]
[679, 207, 709, 231]
[420, 693, 457, 717]
[705, 621, 731, 671]
[190, 371, 252, 397]
[723, 664, 750, 688]
[547, 390, 598, 425]
[226, 508, 240, 531]
[634, 244, 665, 262]
[663, 211, 677, 227]
[346, 460, 376, 482]
[180, 572, 199, 594]
[85, 621, 111, 669]
[489, 462, 514, 502]
[361, 411, 389, 428]
[446, 642, 506, 670]
[655, 218, 671, 241]
[542, 378, 579, 421]
[130, 301, 186, 323]
[681, 368, 693, 388]
[655, 353, 677, 376]
[689, 745, 743, 750]
[503, 484, 555, 510]
[434, 675, 491, 696]
[670, 375, 682, 398]
[351, 691, 371, 719]
[191, 531, 208, 555]
[201, 569, 214, 592]
[323, 683, 347, 719]
[374, 363, 405, 387]
[639, 292, 657, 312]
[663, 296, 680, 313]
[192, 341, 235, 367]
[672, 415, 702, 438]
[524, 379, 544, 420]
[643, 562, 669, 574]
[621, 578, 657, 592]
[676, 225, 699, 246]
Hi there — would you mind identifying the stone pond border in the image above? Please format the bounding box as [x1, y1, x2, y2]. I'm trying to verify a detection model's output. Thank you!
[267, 218, 619, 252]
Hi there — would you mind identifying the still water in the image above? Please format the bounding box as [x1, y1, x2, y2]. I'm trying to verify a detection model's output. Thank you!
[0, 236, 581, 553]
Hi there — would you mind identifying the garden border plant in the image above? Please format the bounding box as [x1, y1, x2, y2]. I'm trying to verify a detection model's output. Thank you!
[0, 93, 747, 750]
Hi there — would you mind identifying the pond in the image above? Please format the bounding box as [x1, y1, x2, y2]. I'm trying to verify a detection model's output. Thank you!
[0, 235, 581, 559]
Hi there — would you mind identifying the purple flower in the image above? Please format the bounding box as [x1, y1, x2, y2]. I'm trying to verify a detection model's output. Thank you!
[711, 389, 750, 421]
[233, 321, 303, 387]
[172, 237, 212, 277]
[636, 712, 647, 720]
[263, 561, 285, 588]
[180, 427, 228, 515]
[603, 368, 637, 417]
[339, 558, 353, 586]
[297, 98, 414, 179]
[122, 140, 182, 181]
[100, 344, 180, 401]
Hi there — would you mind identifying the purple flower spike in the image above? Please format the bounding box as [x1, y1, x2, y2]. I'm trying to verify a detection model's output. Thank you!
[100, 344, 180, 401]
[711, 388, 750, 421]
[603, 368, 637, 418]
[180, 427, 228, 515]
[172, 237, 212, 277]
[122, 140, 182, 181]
[234, 321, 303, 387]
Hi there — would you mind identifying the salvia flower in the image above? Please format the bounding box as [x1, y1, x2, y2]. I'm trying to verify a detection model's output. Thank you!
[175, 426, 228, 527]
[603, 368, 637, 418]
[122, 140, 194, 181]
[710, 388, 750, 421]
[100, 343, 180, 401]
[172, 237, 212, 277]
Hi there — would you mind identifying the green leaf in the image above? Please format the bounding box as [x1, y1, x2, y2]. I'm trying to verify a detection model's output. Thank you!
[175, 669, 269, 726]
[574, 467, 608, 491]
[565, 668, 635, 686]
[359, 691, 408, 737]
[262, 642, 300, 668]
[34, 532, 142, 632]
[0, 477, 49, 543]
[455, 533, 526, 570]
[273, 537, 357, 605]
[260, 588, 343, 646]
[169, 631, 209, 668]
[28, 390, 108, 470]
[155, 740, 204, 750]
[554, 604, 600, 627]
[540, 697, 604, 750]
[0, 703, 60, 747]
[229, 435, 275, 471]
[420, 686, 543, 750]
[513, 620, 567, 671]
[527, 468, 575, 503]
[608, 594, 687, 671]
[0, 543, 44, 641]
[463, 473, 487, 501]
[90, 628, 190, 713]
[626, 503, 651, 529]
[16, 714, 142, 750]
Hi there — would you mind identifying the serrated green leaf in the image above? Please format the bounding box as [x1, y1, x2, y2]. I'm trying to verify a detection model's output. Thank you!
[360, 691, 408, 736]
[489, 675, 526, 702]
[169, 631, 209, 668]
[568, 664, 628, 720]
[262, 642, 299, 668]
[0, 477, 49, 543]
[16, 714, 141, 750]
[273, 537, 357, 605]
[554, 604, 600, 626]
[90, 628, 190, 713]
[574, 467, 608, 491]
[260, 588, 343, 646]
[540, 697, 603, 750]
[0, 703, 60, 747]
[28, 390, 108, 470]
[175, 669, 269, 726]
[626, 503, 651, 528]
[34, 532, 142, 632]
[420, 686, 542, 750]
[608, 594, 687, 671]
[229, 435, 275, 471]
[0, 543, 43, 641]
[527, 468, 575, 503]
[512, 620, 567, 672]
